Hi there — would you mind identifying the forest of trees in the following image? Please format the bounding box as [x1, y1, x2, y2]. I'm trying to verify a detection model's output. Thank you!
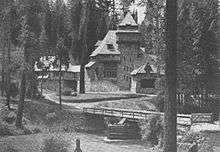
[140, 0, 219, 116]
[0, 0, 219, 151]
[0, 0, 119, 126]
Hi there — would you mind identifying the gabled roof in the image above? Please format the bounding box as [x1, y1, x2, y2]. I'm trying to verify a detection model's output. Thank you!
[118, 12, 138, 27]
[85, 61, 96, 68]
[94, 40, 102, 47]
[90, 31, 120, 57]
[131, 62, 165, 76]
[131, 63, 157, 76]
[68, 64, 80, 73]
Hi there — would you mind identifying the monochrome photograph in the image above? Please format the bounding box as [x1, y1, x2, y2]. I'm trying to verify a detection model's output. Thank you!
[0, 0, 219, 151]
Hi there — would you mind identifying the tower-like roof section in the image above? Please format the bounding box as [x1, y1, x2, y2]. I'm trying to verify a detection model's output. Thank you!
[90, 12, 139, 57]
[118, 12, 138, 27]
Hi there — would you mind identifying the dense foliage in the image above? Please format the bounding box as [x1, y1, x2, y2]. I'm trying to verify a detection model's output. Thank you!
[139, 0, 219, 115]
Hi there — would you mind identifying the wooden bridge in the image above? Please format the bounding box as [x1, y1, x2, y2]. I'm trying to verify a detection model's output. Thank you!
[83, 107, 194, 126]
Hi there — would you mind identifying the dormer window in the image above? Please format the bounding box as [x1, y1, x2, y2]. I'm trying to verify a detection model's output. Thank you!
[144, 63, 152, 73]
[137, 53, 143, 59]
[107, 44, 114, 50]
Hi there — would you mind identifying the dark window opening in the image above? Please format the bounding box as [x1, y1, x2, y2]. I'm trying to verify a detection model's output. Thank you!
[104, 62, 117, 78]
[140, 79, 155, 88]
[126, 76, 130, 81]
[64, 80, 77, 91]
[107, 44, 114, 50]
[137, 53, 143, 59]
[95, 68, 99, 78]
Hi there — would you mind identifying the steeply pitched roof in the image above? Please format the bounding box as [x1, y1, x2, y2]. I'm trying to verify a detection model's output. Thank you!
[118, 12, 138, 26]
[94, 40, 102, 47]
[90, 31, 120, 57]
[131, 62, 165, 76]
[85, 61, 96, 68]
[131, 63, 157, 75]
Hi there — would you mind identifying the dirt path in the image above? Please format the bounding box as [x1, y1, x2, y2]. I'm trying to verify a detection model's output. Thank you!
[43, 90, 156, 110]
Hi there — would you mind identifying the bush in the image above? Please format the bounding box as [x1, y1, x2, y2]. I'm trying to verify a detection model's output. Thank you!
[178, 132, 214, 152]
[3, 111, 16, 124]
[151, 92, 164, 112]
[0, 124, 13, 136]
[41, 135, 69, 152]
[0, 143, 20, 152]
[140, 115, 164, 147]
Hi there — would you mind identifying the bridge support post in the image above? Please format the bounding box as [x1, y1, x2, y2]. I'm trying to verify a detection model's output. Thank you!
[74, 139, 82, 152]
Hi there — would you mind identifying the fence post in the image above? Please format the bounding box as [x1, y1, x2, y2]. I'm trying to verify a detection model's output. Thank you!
[74, 139, 82, 152]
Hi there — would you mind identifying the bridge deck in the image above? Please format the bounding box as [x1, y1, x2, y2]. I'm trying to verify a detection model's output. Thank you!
[83, 107, 192, 126]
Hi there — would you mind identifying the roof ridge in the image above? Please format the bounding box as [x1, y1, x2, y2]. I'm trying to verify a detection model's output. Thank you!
[119, 12, 138, 26]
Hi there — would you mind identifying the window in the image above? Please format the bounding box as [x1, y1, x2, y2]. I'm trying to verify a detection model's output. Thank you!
[126, 76, 130, 81]
[137, 53, 143, 59]
[95, 68, 99, 77]
[140, 79, 155, 88]
[107, 44, 114, 50]
[104, 62, 117, 78]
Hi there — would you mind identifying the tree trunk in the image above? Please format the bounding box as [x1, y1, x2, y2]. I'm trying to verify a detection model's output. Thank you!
[41, 78, 43, 95]
[163, 0, 177, 152]
[26, 70, 38, 99]
[79, 62, 85, 94]
[59, 60, 62, 106]
[1, 47, 5, 96]
[16, 42, 28, 127]
[6, 46, 11, 109]
[78, 0, 90, 94]
[15, 69, 26, 128]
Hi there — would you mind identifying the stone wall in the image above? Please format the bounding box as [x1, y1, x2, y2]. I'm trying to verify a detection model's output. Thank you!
[117, 42, 145, 91]
[85, 62, 120, 92]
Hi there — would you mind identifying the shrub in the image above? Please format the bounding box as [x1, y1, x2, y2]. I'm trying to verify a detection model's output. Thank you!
[140, 115, 164, 147]
[41, 135, 69, 152]
[0, 124, 13, 136]
[3, 111, 17, 124]
[155, 77, 165, 93]
[0, 143, 20, 152]
[178, 132, 214, 152]
[151, 93, 164, 112]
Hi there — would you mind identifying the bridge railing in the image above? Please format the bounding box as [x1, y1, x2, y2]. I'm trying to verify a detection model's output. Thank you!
[83, 107, 193, 126]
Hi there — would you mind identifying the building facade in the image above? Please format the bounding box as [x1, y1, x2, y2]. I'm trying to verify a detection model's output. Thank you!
[85, 12, 147, 92]
[34, 13, 163, 94]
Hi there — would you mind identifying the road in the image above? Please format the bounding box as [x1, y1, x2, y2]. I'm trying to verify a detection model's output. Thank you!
[43, 89, 156, 110]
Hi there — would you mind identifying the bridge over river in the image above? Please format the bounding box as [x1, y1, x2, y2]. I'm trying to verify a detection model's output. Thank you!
[83, 107, 195, 126]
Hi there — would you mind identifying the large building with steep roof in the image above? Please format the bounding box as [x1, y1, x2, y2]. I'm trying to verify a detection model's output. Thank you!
[34, 12, 163, 94]
[85, 12, 147, 92]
